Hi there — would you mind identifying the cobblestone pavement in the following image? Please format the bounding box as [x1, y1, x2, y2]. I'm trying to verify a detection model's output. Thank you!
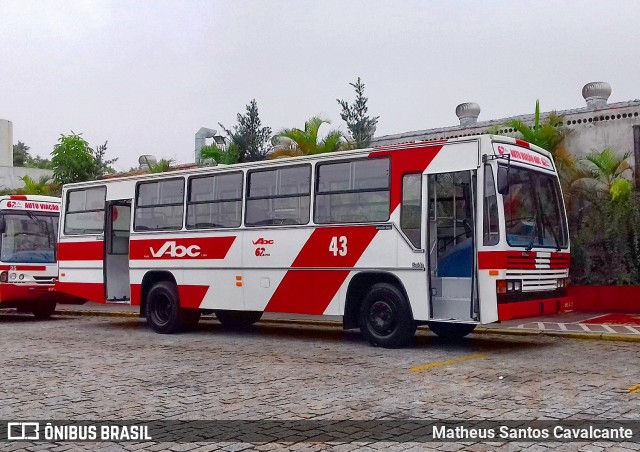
[0, 313, 639, 451]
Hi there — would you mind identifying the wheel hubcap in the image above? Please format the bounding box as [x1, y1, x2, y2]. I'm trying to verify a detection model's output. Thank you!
[369, 300, 396, 335]
[153, 294, 171, 325]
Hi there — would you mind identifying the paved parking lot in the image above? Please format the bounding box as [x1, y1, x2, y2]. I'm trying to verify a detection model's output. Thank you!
[1, 313, 639, 451]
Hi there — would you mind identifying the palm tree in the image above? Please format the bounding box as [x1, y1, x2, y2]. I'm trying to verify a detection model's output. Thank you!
[575, 148, 633, 201]
[18, 175, 52, 195]
[270, 116, 345, 159]
[199, 142, 240, 165]
[143, 156, 175, 173]
[505, 100, 568, 152]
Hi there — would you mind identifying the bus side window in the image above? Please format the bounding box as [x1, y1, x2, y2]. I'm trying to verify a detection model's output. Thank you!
[134, 179, 184, 231]
[400, 173, 422, 248]
[64, 186, 106, 235]
[483, 165, 499, 245]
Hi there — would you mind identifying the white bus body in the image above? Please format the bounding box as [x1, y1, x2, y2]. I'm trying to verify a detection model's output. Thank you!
[0, 195, 84, 318]
[56, 135, 571, 346]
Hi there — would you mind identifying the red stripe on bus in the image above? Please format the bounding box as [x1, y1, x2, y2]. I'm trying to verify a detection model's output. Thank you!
[369, 144, 444, 212]
[55, 281, 105, 303]
[265, 226, 378, 314]
[0, 265, 47, 271]
[9, 195, 28, 200]
[515, 139, 530, 149]
[129, 236, 236, 260]
[130, 283, 209, 309]
[58, 241, 104, 261]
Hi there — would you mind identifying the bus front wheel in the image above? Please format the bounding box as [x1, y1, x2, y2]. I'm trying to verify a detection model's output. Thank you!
[146, 281, 185, 334]
[359, 283, 416, 348]
[214, 310, 262, 329]
[427, 322, 476, 340]
[31, 301, 56, 319]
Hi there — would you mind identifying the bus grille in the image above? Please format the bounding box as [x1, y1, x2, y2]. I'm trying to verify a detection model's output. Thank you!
[33, 276, 56, 285]
[505, 252, 569, 292]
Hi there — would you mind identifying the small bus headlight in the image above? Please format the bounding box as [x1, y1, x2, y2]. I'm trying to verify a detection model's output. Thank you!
[18, 274, 24, 280]
[9, 273, 16, 280]
[0, 271, 7, 283]
[506, 280, 522, 292]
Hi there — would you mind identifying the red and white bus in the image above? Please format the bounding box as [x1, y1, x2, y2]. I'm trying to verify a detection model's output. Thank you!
[56, 135, 571, 347]
[0, 195, 84, 318]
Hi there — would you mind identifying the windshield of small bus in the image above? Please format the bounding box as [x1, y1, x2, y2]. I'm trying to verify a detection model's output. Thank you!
[0, 212, 58, 263]
[502, 166, 568, 249]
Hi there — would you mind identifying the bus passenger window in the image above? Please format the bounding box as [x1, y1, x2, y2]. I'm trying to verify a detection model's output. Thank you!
[134, 179, 184, 231]
[187, 172, 243, 228]
[314, 158, 390, 224]
[245, 165, 310, 226]
[64, 186, 106, 235]
[401, 173, 421, 248]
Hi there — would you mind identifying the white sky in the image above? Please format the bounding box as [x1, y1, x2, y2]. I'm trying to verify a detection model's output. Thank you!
[1, 0, 639, 171]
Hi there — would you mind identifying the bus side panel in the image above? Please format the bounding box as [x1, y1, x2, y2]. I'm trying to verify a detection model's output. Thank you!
[56, 238, 105, 303]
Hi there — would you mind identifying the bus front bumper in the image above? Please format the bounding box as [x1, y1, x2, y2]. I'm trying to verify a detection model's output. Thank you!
[497, 295, 574, 321]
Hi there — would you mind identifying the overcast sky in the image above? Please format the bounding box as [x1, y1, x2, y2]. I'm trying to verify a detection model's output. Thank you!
[1, 0, 639, 171]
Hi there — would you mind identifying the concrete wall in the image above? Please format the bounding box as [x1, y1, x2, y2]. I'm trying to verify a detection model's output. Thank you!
[0, 117, 54, 191]
[371, 100, 640, 176]
[0, 166, 54, 191]
[0, 119, 13, 167]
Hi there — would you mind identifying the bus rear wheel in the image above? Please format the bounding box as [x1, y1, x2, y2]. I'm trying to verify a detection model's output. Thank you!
[427, 322, 476, 340]
[31, 301, 56, 319]
[359, 283, 416, 348]
[146, 281, 185, 334]
[214, 310, 262, 329]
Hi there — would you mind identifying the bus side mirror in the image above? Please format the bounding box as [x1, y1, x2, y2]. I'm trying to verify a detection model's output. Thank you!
[0, 216, 5, 234]
[497, 166, 510, 195]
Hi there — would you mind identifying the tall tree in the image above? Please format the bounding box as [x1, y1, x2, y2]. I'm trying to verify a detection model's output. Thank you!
[337, 77, 379, 149]
[13, 141, 30, 167]
[271, 116, 345, 158]
[51, 133, 96, 184]
[219, 99, 272, 162]
[91, 141, 118, 178]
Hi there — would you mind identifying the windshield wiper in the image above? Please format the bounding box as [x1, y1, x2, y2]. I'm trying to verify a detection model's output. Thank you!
[25, 211, 52, 246]
[539, 210, 562, 252]
[525, 217, 538, 251]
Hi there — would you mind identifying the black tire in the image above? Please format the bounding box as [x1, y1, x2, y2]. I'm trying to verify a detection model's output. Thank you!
[146, 281, 184, 334]
[31, 301, 56, 319]
[427, 322, 476, 340]
[181, 309, 201, 330]
[359, 283, 416, 348]
[214, 310, 262, 329]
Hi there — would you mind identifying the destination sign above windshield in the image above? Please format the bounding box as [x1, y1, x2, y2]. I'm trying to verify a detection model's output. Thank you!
[493, 144, 554, 170]
[0, 199, 60, 212]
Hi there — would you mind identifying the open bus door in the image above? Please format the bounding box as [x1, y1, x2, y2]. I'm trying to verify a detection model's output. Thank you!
[422, 140, 482, 323]
[104, 200, 131, 302]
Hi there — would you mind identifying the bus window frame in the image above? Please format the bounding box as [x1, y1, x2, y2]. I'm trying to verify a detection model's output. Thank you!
[133, 177, 186, 232]
[313, 156, 391, 224]
[64, 186, 107, 236]
[245, 164, 312, 227]
[186, 171, 244, 230]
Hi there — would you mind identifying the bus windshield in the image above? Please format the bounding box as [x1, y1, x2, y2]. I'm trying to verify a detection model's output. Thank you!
[502, 166, 568, 250]
[0, 212, 58, 263]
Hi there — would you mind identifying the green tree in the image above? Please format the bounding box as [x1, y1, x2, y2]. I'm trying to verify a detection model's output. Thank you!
[270, 116, 345, 159]
[143, 156, 175, 173]
[91, 141, 118, 178]
[575, 148, 633, 202]
[13, 141, 30, 167]
[505, 100, 568, 152]
[26, 155, 53, 169]
[200, 142, 240, 165]
[18, 175, 52, 195]
[51, 133, 97, 184]
[337, 77, 379, 149]
[219, 99, 272, 162]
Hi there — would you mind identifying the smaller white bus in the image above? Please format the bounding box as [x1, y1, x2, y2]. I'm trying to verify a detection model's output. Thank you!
[0, 195, 85, 318]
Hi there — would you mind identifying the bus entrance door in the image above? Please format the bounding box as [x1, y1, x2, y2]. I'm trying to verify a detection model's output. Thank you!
[427, 170, 478, 321]
[105, 201, 131, 302]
